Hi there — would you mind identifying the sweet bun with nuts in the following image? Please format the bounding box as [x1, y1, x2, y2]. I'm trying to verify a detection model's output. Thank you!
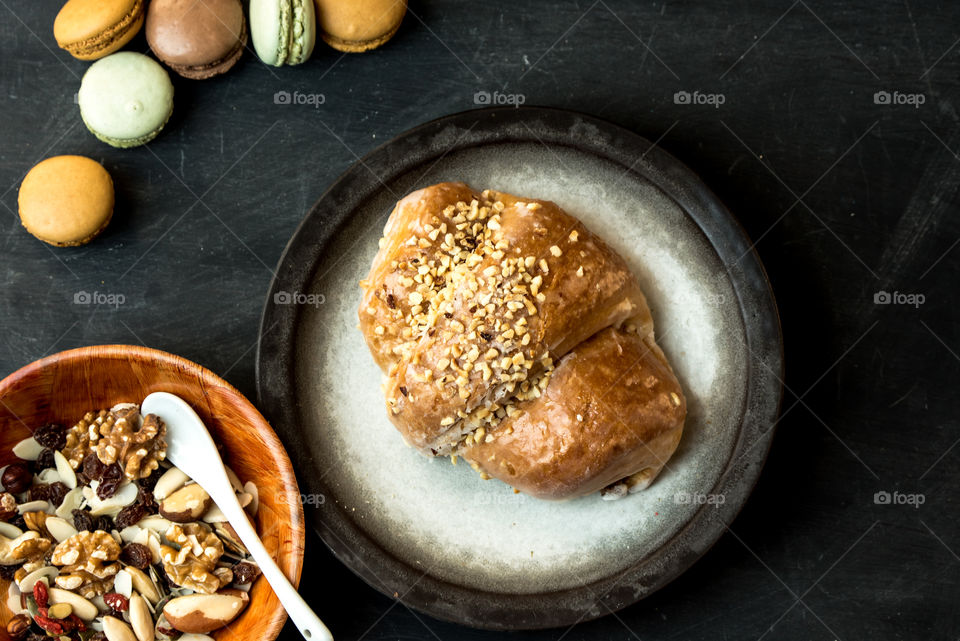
[358, 182, 686, 500]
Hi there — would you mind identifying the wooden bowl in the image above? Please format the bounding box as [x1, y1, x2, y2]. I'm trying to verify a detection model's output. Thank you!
[0, 345, 304, 640]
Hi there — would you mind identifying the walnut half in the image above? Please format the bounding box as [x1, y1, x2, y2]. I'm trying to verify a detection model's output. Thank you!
[159, 523, 228, 594]
[50, 531, 121, 598]
[62, 406, 168, 481]
[96, 413, 167, 481]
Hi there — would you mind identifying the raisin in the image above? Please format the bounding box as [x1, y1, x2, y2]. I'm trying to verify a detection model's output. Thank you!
[0, 562, 22, 580]
[120, 543, 151, 570]
[9, 514, 25, 530]
[72, 509, 94, 532]
[136, 486, 157, 513]
[29, 484, 51, 502]
[47, 482, 68, 507]
[232, 561, 261, 584]
[115, 504, 146, 530]
[32, 423, 66, 450]
[94, 516, 114, 533]
[82, 452, 106, 481]
[138, 466, 163, 492]
[34, 448, 56, 472]
[96, 464, 123, 500]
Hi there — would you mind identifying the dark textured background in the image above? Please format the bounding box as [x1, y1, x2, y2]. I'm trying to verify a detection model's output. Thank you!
[2, 1, 959, 639]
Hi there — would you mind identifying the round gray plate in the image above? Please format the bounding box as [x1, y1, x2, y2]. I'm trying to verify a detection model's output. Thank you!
[256, 107, 783, 630]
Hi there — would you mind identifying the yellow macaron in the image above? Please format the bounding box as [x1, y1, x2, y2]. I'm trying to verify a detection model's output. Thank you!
[18, 156, 115, 247]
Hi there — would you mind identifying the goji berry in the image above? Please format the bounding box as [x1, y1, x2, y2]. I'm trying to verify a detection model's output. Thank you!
[33, 614, 64, 635]
[32, 580, 48, 608]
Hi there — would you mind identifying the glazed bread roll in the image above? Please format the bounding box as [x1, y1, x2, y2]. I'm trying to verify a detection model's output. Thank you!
[359, 182, 686, 499]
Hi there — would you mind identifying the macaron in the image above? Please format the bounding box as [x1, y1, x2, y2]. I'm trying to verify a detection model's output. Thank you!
[314, 0, 406, 52]
[78, 52, 174, 148]
[18, 156, 114, 247]
[146, 0, 248, 79]
[54, 0, 145, 60]
[250, 0, 317, 66]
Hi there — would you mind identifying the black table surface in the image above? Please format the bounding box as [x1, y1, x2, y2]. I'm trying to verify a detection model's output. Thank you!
[2, 1, 958, 639]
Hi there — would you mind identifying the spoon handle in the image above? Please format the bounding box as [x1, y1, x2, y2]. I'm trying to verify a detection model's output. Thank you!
[218, 491, 334, 641]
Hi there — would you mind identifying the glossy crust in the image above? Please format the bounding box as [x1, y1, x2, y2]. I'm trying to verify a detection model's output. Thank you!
[460, 326, 685, 500]
[359, 182, 686, 499]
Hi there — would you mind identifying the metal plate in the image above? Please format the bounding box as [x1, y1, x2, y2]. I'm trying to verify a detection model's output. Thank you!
[256, 107, 783, 630]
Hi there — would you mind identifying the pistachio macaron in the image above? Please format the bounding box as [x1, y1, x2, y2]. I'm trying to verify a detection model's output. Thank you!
[54, 0, 145, 60]
[314, 0, 406, 53]
[18, 156, 114, 247]
[250, 0, 316, 66]
[78, 52, 174, 148]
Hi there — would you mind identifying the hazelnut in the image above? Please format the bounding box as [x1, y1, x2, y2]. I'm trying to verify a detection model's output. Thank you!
[1, 463, 32, 494]
[5, 613, 30, 640]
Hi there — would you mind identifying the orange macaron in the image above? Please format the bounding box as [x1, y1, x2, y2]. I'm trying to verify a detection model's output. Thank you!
[18, 156, 115, 247]
[314, 0, 406, 52]
[54, 0, 145, 60]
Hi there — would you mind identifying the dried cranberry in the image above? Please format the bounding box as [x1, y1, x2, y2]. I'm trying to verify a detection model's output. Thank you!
[32, 424, 66, 450]
[72, 509, 94, 532]
[0, 562, 22, 580]
[34, 448, 56, 472]
[46, 482, 68, 507]
[120, 543, 151, 569]
[115, 504, 146, 530]
[82, 452, 105, 480]
[232, 561, 261, 584]
[103, 592, 129, 613]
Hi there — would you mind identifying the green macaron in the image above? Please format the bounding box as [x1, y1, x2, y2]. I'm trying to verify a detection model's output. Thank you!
[78, 51, 174, 148]
[250, 0, 316, 66]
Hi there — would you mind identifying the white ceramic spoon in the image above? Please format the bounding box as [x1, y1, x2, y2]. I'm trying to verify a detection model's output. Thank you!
[141, 391, 333, 641]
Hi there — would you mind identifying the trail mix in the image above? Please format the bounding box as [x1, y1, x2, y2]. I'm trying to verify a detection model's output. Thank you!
[0, 404, 261, 641]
